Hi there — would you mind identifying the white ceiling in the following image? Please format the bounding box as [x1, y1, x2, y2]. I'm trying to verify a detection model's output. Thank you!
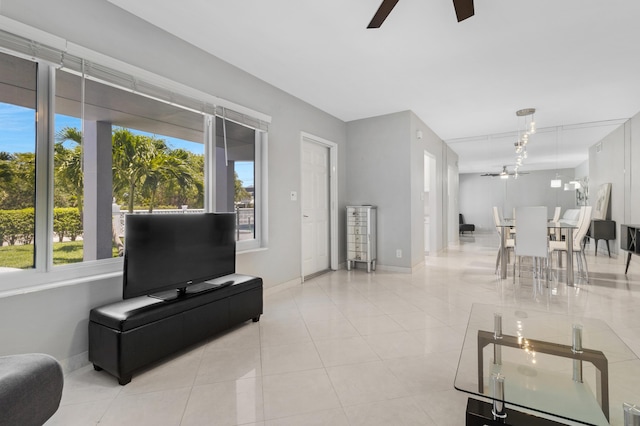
[106, 0, 640, 174]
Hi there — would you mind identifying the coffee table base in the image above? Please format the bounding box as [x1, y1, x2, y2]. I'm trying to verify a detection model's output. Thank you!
[466, 398, 565, 426]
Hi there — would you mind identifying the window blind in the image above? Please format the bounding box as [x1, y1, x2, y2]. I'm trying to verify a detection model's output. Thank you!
[0, 28, 269, 132]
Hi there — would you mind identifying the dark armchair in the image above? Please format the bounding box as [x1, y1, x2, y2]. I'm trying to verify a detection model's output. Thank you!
[459, 214, 475, 234]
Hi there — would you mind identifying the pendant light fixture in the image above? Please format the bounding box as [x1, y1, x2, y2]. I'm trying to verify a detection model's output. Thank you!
[514, 108, 536, 174]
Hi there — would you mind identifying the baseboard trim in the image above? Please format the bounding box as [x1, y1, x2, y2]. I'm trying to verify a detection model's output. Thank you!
[303, 269, 331, 282]
[263, 277, 301, 297]
[59, 351, 89, 375]
[372, 264, 413, 273]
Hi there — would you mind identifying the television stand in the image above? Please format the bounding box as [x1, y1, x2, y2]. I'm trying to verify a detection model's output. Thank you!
[88, 273, 262, 385]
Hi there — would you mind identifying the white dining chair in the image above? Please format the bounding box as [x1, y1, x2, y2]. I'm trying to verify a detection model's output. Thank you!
[549, 206, 593, 281]
[549, 206, 562, 241]
[513, 206, 549, 280]
[493, 206, 514, 274]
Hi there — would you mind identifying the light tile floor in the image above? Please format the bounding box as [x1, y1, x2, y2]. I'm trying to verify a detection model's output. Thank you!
[46, 233, 640, 425]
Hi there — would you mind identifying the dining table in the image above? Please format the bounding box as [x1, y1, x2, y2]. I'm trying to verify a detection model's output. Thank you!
[497, 220, 578, 286]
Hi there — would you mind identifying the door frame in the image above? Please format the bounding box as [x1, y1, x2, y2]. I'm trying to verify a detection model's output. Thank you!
[300, 132, 338, 281]
[424, 150, 436, 255]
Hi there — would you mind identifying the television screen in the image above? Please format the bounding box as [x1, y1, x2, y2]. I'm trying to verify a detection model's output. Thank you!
[123, 213, 236, 300]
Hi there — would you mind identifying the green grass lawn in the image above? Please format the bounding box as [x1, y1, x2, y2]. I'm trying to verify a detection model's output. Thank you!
[0, 242, 120, 269]
[0, 243, 35, 268]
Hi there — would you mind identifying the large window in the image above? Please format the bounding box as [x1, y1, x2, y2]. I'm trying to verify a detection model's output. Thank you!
[0, 34, 268, 281]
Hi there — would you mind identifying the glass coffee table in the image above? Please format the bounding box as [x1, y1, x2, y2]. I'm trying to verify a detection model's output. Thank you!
[454, 304, 640, 425]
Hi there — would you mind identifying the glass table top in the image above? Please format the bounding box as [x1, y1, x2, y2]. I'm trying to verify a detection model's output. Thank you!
[496, 219, 577, 229]
[454, 304, 640, 425]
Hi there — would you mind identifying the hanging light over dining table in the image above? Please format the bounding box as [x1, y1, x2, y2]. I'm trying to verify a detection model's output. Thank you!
[514, 108, 536, 175]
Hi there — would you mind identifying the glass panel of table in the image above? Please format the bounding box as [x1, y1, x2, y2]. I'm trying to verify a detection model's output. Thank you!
[455, 304, 640, 425]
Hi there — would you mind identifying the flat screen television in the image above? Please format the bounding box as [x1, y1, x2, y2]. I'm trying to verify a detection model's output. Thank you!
[122, 213, 236, 300]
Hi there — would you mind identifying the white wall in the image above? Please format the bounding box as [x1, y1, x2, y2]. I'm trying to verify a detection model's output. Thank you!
[346, 112, 412, 270]
[346, 111, 457, 270]
[631, 116, 640, 221]
[459, 168, 579, 232]
[575, 160, 589, 181]
[410, 112, 459, 258]
[588, 113, 640, 256]
[0, 274, 122, 372]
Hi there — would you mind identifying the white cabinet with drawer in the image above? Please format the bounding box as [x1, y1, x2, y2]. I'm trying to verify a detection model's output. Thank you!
[346, 205, 377, 272]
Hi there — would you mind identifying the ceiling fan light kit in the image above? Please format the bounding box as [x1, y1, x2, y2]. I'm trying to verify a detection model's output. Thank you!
[367, 0, 474, 29]
[481, 165, 528, 178]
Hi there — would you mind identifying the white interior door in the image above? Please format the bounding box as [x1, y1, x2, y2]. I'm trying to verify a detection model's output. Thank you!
[424, 151, 435, 254]
[302, 139, 330, 277]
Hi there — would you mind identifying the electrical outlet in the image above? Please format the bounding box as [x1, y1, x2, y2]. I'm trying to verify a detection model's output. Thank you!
[396, 249, 402, 258]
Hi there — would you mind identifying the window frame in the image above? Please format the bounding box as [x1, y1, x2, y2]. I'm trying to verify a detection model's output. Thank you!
[0, 28, 270, 293]
[234, 129, 267, 252]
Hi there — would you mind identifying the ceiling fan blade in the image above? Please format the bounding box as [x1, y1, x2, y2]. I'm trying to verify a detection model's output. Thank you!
[453, 0, 474, 22]
[367, 0, 400, 28]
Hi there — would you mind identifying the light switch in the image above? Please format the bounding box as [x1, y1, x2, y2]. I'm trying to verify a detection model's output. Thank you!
[290, 191, 297, 201]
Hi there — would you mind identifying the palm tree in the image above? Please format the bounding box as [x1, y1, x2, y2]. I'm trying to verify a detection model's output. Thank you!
[112, 128, 154, 213]
[160, 148, 202, 208]
[141, 149, 195, 212]
[55, 127, 83, 217]
[112, 129, 198, 212]
[234, 171, 251, 204]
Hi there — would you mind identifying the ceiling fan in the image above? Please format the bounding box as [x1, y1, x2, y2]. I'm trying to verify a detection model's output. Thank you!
[368, 0, 475, 28]
[481, 166, 528, 178]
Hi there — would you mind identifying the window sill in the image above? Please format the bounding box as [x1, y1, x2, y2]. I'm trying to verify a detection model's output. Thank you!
[237, 247, 268, 255]
[0, 258, 123, 298]
[0, 244, 266, 298]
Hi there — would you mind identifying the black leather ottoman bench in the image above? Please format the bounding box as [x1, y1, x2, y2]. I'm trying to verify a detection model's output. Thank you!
[89, 273, 262, 385]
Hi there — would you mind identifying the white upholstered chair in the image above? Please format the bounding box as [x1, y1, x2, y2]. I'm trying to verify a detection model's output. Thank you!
[493, 206, 514, 274]
[513, 206, 549, 280]
[549, 206, 592, 281]
[549, 206, 562, 240]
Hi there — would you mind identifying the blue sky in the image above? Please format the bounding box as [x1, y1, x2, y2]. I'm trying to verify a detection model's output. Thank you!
[1, 103, 254, 187]
[0, 104, 35, 152]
